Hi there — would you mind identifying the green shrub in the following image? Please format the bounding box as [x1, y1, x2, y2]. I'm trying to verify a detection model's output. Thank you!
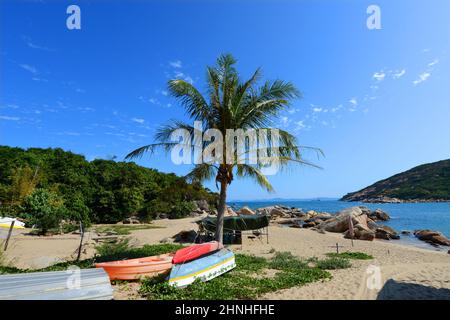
[21, 189, 68, 234]
[316, 257, 351, 270]
[168, 201, 195, 219]
[269, 251, 308, 270]
[326, 252, 373, 260]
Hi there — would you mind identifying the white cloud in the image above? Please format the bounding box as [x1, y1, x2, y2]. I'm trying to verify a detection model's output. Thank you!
[174, 71, 194, 84]
[287, 108, 300, 114]
[373, 72, 386, 81]
[57, 131, 81, 136]
[312, 107, 322, 113]
[22, 36, 53, 51]
[161, 90, 168, 96]
[392, 69, 406, 79]
[428, 59, 439, 67]
[169, 60, 182, 68]
[349, 98, 358, 106]
[413, 72, 431, 85]
[132, 118, 145, 124]
[331, 105, 342, 113]
[294, 120, 306, 131]
[20, 64, 38, 74]
[32, 77, 48, 82]
[0, 115, 20, 121]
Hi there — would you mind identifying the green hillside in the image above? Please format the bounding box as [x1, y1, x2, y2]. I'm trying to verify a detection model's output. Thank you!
[0, 146, 217, 230]
[341, 159, 450, 202]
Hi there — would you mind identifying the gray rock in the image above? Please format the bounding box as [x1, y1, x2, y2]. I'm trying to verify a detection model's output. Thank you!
[237, 206, 256, 215]
[318, 207, 370, 233]
[414, 230, 450, 246]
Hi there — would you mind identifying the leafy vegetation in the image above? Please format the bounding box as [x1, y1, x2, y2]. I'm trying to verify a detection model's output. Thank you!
[341, 159, 450, 201]
[93, 224, 163, 235]
[139, 251, 342, 300]
[326, 252, 374, 260]
[315, 257, 352, 270]
[0, 145, 218, 233]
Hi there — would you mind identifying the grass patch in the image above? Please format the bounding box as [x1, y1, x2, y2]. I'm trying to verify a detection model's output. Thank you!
[94, 224, 163, 235]
[269, 251, 308, 270]
[325, 252, 373, 260]
[139, 251, 332, 300]
[315, 257, 351, 270]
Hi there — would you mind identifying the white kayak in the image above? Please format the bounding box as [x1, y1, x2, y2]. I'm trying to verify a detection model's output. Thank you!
[0, 217, 25, 229]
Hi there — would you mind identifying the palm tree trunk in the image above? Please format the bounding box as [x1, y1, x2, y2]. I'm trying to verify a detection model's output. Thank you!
[215, 179, 228, 244]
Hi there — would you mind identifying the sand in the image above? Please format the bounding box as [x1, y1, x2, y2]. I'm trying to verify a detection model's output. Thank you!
[2, 217, 450, 300]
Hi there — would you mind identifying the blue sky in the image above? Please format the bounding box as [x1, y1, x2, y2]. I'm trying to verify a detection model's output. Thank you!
[1, 0, 449, 200]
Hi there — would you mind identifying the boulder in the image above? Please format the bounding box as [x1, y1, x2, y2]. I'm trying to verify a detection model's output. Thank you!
[367, 218, 379, 231]
[357, 229, 375, 241]
[375, 225, 400, 240]
[345, 228, 375, 241]
[307, 210, 319, 218]
[303, 221, 316, 228]
[225, 207, 238, 217]
[255, 206, 272, 215]
[237, 206, 255, 215]
[172, 230, 197, 243]
[269, 207, 289, 219]
[122, 217, 140, 224]
[318, 207, 370, 233]
[414, 230, 450, 246]
[313, 213, 333, 221]
[401, 230, 411, 235]
[159, 237, 175, 244]
[369, 209, 390, 221]
[195, 200, 210, 212]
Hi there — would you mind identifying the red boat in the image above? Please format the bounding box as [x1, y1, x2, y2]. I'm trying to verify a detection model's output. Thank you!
[172, 241, 223, 264]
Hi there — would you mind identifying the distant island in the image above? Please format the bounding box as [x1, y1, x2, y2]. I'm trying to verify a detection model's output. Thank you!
[341, 159, 450, 203]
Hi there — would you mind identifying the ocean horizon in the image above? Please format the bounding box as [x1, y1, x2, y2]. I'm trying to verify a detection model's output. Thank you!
[228, 199, 450, 249]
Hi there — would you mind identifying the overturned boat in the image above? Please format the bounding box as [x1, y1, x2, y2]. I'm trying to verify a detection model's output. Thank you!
[168, 248, 236, 288]
[95, 253, 174, 281]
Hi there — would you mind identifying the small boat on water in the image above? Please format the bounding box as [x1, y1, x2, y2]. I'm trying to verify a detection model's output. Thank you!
[172, 241, 223, 264]
[95, 253, 173, 281]
[0, 217, 25, 229]
[168, 248, 236, 288]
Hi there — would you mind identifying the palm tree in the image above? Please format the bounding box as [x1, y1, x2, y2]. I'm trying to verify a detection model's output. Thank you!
[126, 54, 321, 244]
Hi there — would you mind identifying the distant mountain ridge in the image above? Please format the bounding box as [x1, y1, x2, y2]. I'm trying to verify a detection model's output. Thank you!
[341, 159, 450, 203]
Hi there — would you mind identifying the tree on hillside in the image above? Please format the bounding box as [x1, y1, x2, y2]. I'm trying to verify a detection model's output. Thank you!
[126, 54, 321, 244]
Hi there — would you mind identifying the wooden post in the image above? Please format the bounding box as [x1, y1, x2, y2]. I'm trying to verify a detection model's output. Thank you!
[76, 222, 84, 261]
[336, 242, 339, 254]
[4, 220, 15, 251]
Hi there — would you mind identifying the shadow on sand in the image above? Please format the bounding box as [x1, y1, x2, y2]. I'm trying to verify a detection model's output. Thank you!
[377, 279, 450, 300]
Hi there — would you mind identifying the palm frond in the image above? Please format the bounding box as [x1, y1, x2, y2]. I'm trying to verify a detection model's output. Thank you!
[236, 164, 274, 192]
[168, 79, 211, 124]
[185, 163, 217, 183]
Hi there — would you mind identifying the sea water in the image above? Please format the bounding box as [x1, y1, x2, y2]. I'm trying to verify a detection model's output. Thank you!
[229, 199, 450, 250]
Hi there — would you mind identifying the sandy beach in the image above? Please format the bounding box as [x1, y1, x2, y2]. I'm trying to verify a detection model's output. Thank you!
[2, 216, 450, 300]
